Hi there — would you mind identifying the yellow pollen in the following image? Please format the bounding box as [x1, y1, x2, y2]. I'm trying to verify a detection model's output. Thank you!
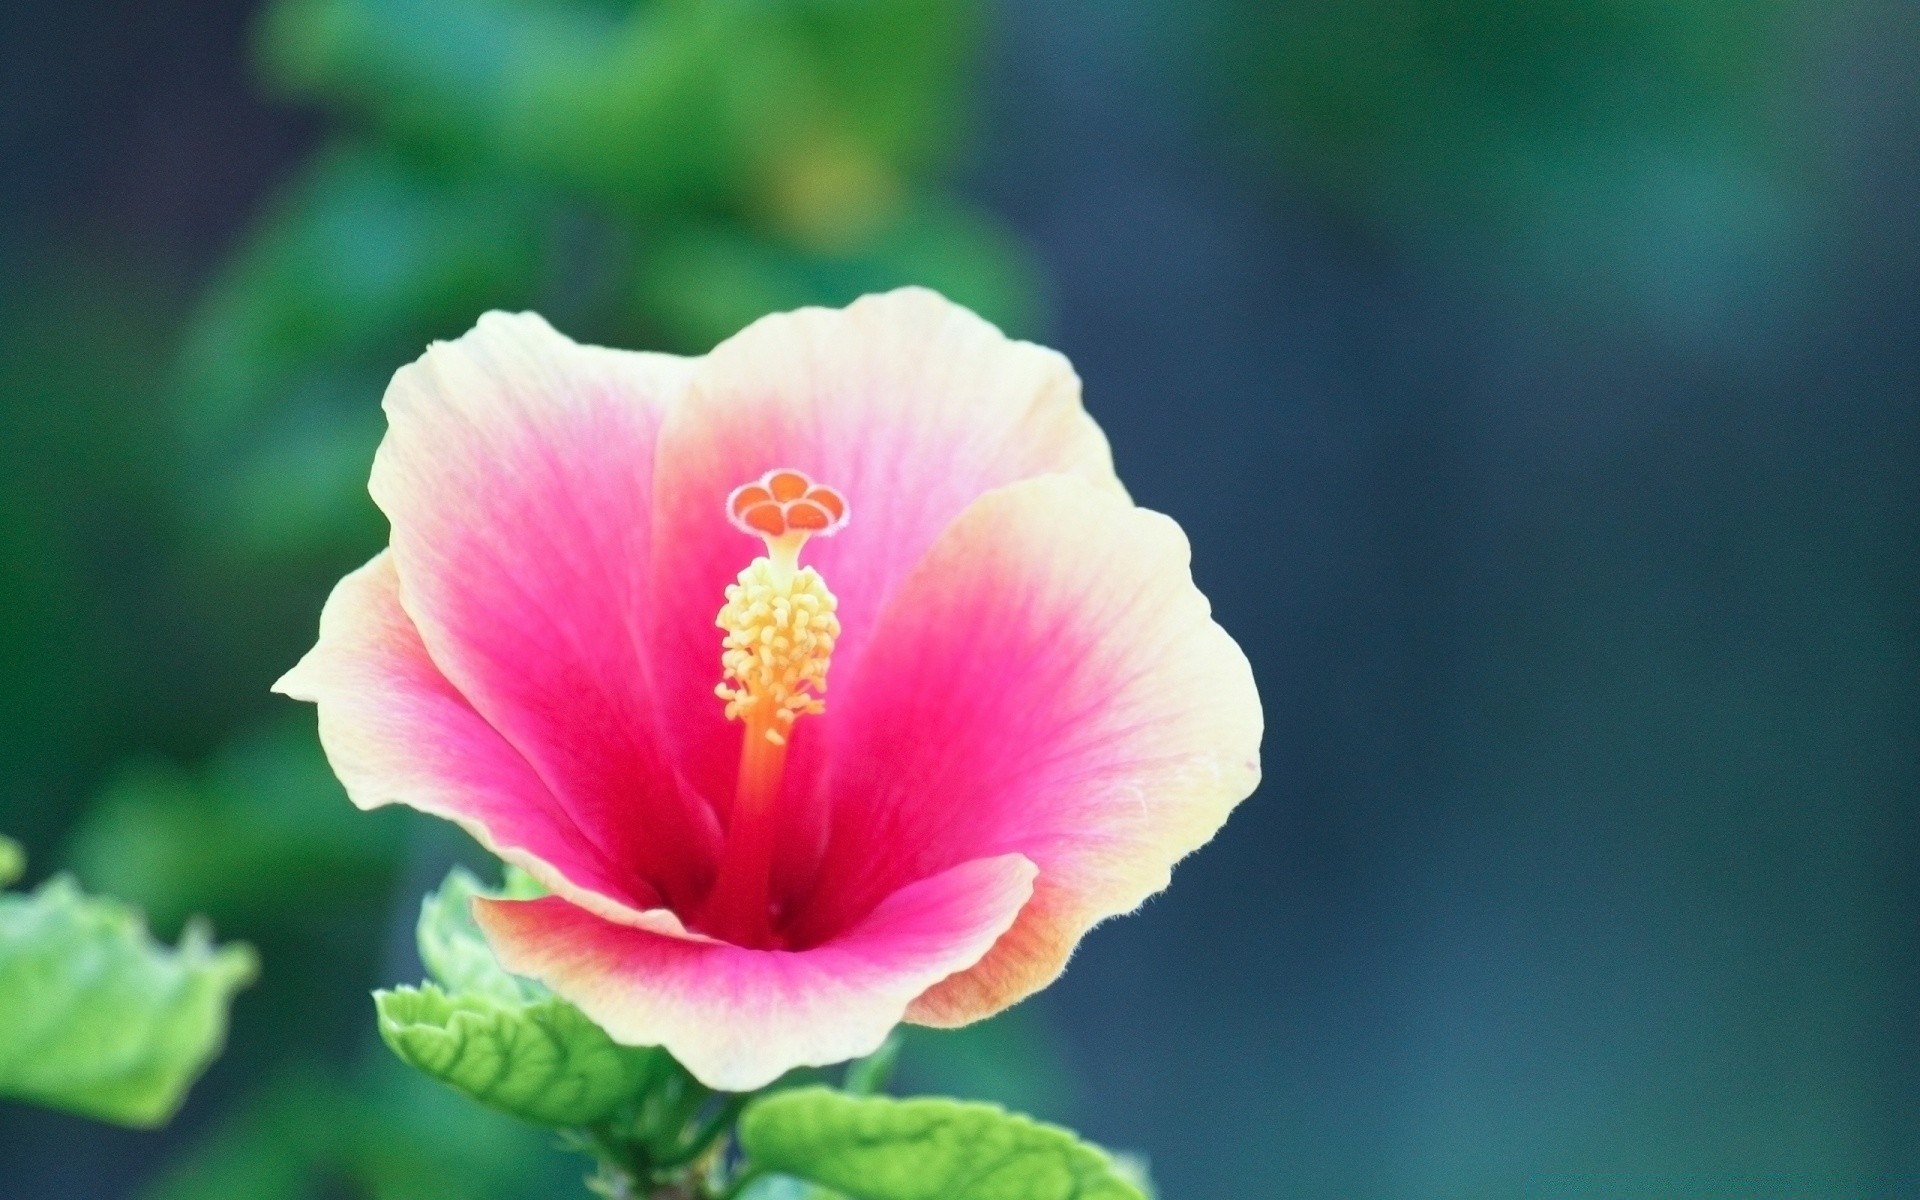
[715, 556, 840, 743]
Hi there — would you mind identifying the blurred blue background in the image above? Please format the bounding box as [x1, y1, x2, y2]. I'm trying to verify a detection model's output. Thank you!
[2, 0, 1916, 1196]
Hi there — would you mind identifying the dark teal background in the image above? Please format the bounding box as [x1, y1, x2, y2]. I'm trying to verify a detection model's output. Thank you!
[2, 1, 1915, 1196]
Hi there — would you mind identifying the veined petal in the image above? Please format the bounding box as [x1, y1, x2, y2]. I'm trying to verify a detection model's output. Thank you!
[472, 854, 1038, 1091]
[644, 288, 1126, 822]
[795, 475, 1262, 1022]
[369, 313, 721, 909]
[274, 554, 660, 914]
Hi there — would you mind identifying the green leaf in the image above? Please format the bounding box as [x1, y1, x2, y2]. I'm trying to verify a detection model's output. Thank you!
[0, 875, 256, 1126]
[383, 866, 667, 1127]
[0, 835, 22, 888]
[415, 865, 544, 1003]
[738, 1088, 1146, 1200]
[375, 983, 664, 1127]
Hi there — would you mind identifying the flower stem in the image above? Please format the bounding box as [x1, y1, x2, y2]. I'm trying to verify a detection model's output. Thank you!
[653, 1093, 750, 1170]
[716, 1165, 768, 1200]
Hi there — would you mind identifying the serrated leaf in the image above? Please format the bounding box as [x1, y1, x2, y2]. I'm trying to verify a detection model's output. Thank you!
[375, 983, 664, 1127]
[389, 866, 668, 1126]
[738, 1088, 1146, 1200]
[415, 865, 544, 1003]
[0, 876, 256, 1126]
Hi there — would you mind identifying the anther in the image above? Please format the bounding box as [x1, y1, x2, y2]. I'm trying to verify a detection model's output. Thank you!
[715, 469, 847, 742]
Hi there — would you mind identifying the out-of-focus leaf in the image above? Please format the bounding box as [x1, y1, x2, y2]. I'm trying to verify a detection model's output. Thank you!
[787, 0, 979, 173]
[176, 141, 544, 448]
[215, 369, 391, 559]
[376, 983, 666, 1127]
[174, 142, 547, 559]
[0, 835, 22, 888]
[66, 720, 408, 934]
[1218, 0, 1788, 199]
[0, 875, 255, 1126]
[258, 0, 783, 212]
[754, 131, 907, 253]
[140, 1058, 578, 1200]
[139, 1067, 339, 1200]
[635, 198, 1040, 352]
[0, 263, 176, 850]
[256, 0, 979, 218]
[415, 865, 544, 1004]
[738, 1087, 1144, 1200]
[1210, 0, 1806, 319]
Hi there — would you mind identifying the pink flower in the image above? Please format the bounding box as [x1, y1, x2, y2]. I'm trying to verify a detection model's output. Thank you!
[276, 289, 1261, 1090]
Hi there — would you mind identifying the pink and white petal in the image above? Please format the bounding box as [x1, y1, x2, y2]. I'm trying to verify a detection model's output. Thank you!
[472, 854, 1038, 1091]
[645, 288, 1127, 816]
[905, 885, 1080, 1027]
[273, 553, 657, 913]
[796, 475, 1263, 1022]
[371, 312, 720, 909]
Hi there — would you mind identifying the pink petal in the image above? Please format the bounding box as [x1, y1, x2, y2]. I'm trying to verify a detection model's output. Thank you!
[793, 475, 1263, 1023]
[369, 313, 721, 909]
[273, 553, 663, 917]
[473, 854, 1038, 1091]
[644, 288, 1126, 826]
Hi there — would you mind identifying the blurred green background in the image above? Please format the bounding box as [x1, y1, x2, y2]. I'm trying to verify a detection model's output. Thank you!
[1, 0, 1914, 1196]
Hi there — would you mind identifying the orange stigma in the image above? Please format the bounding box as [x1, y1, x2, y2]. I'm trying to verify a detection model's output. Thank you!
[726, 469, 850, 563]
[704, 468, 847, 945]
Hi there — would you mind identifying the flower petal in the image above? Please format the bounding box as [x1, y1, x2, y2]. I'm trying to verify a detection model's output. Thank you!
[273, 553, 659, 913]
[369, 312, 721, 909]
[472, 854, 1038, 1091]
[795, 475, 1262, 1023]
[644, 288, 1126, 818]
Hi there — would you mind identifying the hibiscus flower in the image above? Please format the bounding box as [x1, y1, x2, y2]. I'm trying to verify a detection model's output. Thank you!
[277, 288, 1262, 1090]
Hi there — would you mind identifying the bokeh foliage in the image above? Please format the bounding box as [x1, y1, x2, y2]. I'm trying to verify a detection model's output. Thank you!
[1211, 0, 1812, 318]
[0, 852, 255, 1127]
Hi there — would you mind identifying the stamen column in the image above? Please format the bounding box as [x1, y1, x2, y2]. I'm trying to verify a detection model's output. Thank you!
[700, 469, 848, 946]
